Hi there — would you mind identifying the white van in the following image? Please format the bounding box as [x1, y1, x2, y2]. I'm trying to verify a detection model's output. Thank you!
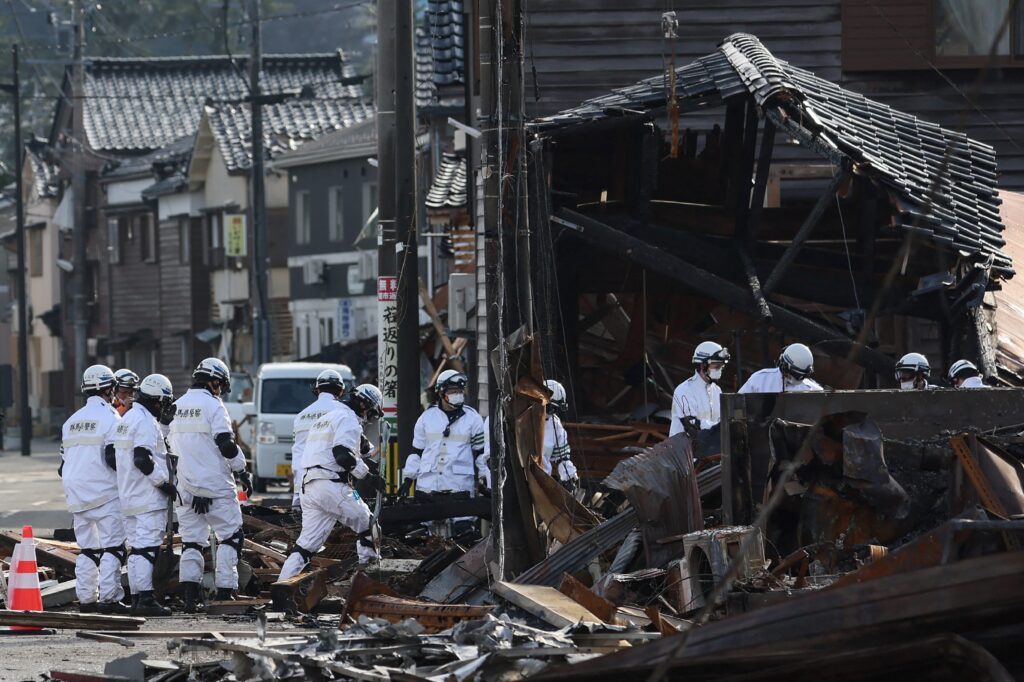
[243, 362, 354, 492]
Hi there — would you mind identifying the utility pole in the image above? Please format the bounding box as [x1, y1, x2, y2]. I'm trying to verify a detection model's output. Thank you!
[4, 45, 31, 455]
[394, 0, 419, 462]
[70, 0, 87, 405]
[376, 0, 399, 482]
[249, 0, 270, 367]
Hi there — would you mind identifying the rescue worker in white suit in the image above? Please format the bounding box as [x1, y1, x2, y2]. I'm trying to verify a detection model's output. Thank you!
[113, 368, 140, 417]
[59, 365, 128, 614]
[670, 342, 729, 438]
[113, 374, 176, 617]
[895, 352, 936, 390]
[949, 359, 986, 388]
[278, 384, 385, 580]
[170, 358, 253, 612]
[290, 370, 349, 511]
[479, 382, 579, 491]
[739, 343, 823, 394]
[399, 371, 486, 534]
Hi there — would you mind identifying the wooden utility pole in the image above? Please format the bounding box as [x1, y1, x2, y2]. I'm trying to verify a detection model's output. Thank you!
[249, 0, 270, 366]
[70, 0, 87, 403]
[394, 0, 419, 463]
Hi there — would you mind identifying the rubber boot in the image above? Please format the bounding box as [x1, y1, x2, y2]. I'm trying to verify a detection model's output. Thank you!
[97, 600, 132, 615]
[181, 581, 206, 614]
[79, 602, 98, 614]
[132, 590, 172, 617]
[214, 587, 237, 601]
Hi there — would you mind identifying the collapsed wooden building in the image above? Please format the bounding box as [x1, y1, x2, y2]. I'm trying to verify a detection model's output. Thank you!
[521, 33, 1018, 465]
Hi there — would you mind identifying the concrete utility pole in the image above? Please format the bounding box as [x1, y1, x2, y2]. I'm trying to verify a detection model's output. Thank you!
[5, 45, 32, 455]
[376, 0, 399, 481]
[249, 0, 270, 366]
[70, 0, 87, 404]
[394, 0, 419, 463]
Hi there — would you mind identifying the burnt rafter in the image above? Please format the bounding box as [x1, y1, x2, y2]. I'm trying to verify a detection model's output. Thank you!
[535, 33, 1013, 281]
[555, 208, 895, 376]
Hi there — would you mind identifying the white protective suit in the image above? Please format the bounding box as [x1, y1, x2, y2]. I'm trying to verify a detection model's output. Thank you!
[291, 392, 344, 507]
[738, 368, 823, 394]
[478, 414, 576, 486]
[278, 403, 376, 580]
[61, 396, 125, 606]
[114, 403, 172, 594]
[406, 405, 486, 494]
[169, 388, 246, 589]
[669, 373, 722, 437]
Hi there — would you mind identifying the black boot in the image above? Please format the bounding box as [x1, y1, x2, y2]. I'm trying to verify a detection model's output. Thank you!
[214, 587, 237, 601]
[132, 591, 172, 617]
[79, 602, 98, 614]
[97, 600, 131, 615]
[181, 581, 206, 614]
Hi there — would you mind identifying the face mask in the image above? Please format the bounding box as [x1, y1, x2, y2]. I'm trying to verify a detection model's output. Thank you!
[708, 368, 723, 381]
[446, 392, 465, 407]
[900, 380, 916, 390]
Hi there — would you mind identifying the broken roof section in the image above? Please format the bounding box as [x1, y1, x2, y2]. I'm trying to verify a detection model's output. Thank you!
[82, 52, 364, 154]
[535, 33, 1012, 279]
[416, 0, 465, 109]
[425, 154, 467, 209]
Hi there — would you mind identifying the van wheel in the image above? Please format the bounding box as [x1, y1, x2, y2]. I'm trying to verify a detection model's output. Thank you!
[254, 476, 268, 493]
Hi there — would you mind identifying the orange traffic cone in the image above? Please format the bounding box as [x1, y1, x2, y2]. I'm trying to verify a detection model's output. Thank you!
[9, 526, 43, 630]
[238, 490, 250, 505]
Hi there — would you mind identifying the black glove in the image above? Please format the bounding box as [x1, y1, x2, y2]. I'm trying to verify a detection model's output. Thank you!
[359, 434, 372, 456]
[191, 496, 212, 515]
[157, 481, 177, 499]
[103, 443, 117, 471]
[237, 471, 254, 497]
[397, 478, 414, 497]
[366, 472, 385, 494]
[477, 477, 491, 497]
[57, 460, 64, 478]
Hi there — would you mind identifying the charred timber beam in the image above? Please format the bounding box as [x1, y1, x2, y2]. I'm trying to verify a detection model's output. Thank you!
[762, 171, 847, 296]
[556, 208, 894, 376]
[381, 497, 493, 526]
[747, 118, 777, 239]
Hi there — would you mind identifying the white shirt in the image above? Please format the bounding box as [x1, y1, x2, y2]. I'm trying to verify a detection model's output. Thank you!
[60, 396, 121, 513]
[170, 388, 246, 499]
[292, 393, 345, 491]
[738, 367, 822, 394]
[670, 374, 722, 436]
[301, 402, 365, 482]
[406, 405, 485, 493]
[114, 403, 170, 516]
[960, 376, 986, 388]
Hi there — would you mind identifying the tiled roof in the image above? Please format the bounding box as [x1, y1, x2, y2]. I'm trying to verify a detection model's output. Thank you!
[415, 0, 465, 109]
[425, 154, 466, 209]
[205, 97, 373, 172]
[273, 115, 377, 168]
[536, 33, 1012, 278]
[83, 53, 363, 153]
[25, 139, 59, 199]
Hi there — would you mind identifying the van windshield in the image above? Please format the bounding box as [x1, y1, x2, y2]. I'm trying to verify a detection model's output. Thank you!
[260, 378, 315, 415]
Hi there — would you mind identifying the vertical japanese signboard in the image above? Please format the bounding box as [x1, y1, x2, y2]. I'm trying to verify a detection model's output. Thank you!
[224, 213, 247, 257]
[378, 276, 399, 492]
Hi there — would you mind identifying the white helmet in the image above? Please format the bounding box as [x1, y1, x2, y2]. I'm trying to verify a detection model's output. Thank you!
[193, 357, 231, 390]
[114, 368, 140, 391]
[544, 379, 568, 414]
[778, 343, 814, 380]
[139, 374, 173, 400]
[348, 383, 384, 421]
[948, 359, 979, 383]
[435, 369, 468, 395]
[693, 341, 730, 366]
[81, 364, 116, 394]
[315, 369, 346, 393]
[895, 352, 930, 382]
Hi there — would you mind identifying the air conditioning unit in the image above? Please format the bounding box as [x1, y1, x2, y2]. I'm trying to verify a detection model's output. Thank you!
[303, 259, 325, 285]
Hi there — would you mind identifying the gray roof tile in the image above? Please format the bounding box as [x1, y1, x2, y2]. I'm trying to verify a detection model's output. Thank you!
[425, 154, 466, 209]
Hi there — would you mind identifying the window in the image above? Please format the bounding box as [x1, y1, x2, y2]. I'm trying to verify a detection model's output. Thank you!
[139, 214, 157, 263]
[296, 190, 311, 244]
[260, 378, 316, 415]
[28, 229, 42, 277]
[178, 219, 190, 264]
[107, 217, 121, 264]
[208, 213, 221, 249]
[328, 186, 344, 242]
[934, 0, 1016, 58]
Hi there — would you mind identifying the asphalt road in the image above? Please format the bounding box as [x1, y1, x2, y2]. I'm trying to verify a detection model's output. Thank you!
[0, 439, 72, 535]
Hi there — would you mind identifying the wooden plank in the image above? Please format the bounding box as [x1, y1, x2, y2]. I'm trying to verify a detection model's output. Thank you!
[0, 610, 145, 631]
[75, 631, 135, 648]
[557, 573, 617, 624]
[243, 539, 288, 563]
[493, 581, 603, 628]
[206, 598, 272, 615]
[270, 569, 327, 614]
[418, 277, 464, 372]
[0, 532, 79, 578]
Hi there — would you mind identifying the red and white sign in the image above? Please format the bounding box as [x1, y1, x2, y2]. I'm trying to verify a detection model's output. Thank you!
[378, 276, 397, 302]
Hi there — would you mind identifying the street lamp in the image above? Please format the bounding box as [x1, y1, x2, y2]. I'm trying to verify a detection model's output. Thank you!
[0, 44, 32, 456]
